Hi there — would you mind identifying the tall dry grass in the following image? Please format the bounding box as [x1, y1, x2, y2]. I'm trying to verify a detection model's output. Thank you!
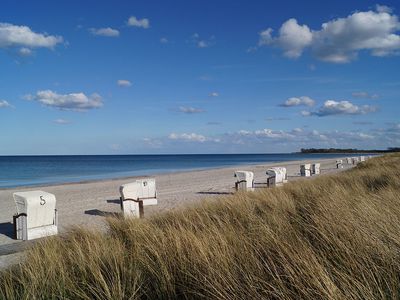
[1, 154, 400, 299]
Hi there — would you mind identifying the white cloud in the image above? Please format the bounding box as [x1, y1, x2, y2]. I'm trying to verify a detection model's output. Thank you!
[0, 23, 63, 49]
[117, 79, 132, 87]
[143, 137, 163, 148]
[89, 27, 120, 37]
[178, 106, 205, 114]
[307, 100, 378, 116]
[352, 91, 379, 99]
[18, 47, 32, 56]
[127, 16, 150, 29]
[259, 7, 400, 63]
[209, 92, 219, 97]
[231, 127, 376, 146]
[376, 4, 393, 14]
[259, 19, 313, 58]
[281, 96, 315, 107]
[169, 133, 207, 143]
[160, 37, 168, 44]
[27, 90, 103, 111]
[197, 40, 209, 48]
[191, 33, 215, 48]
[0, 100, 11, 108]
[300, 110, 312, 117]
[53, 118, 70, 124]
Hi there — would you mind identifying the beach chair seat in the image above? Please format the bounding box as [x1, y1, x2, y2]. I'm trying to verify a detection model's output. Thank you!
[278, 167, 288, 183]
[120, 179, 157, 218]
[13, 191, 58, 241]
[266, 167, 286, 187]
[312, 163, 320, 175]
[234, 171, 254, 191]
[336, 160, 343, 169]
[300, 164, 311, 177]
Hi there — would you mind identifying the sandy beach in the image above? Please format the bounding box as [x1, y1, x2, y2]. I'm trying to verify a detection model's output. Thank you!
[0, 156, 353, 252]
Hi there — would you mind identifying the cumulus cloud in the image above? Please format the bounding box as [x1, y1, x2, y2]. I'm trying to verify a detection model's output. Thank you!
[169, 133, 207, 143]
[352, 91, 379, 99]
[232, 127, 376, 146]
[143, 137, 163, 148]
[209, 92, 219, 97]
[117, 79, 132, 87]
[305, 100, 378, 117]
[27, 90, 103, 111]
[0, 23, 63, 49]
[191, 33, 215, 48]
[376, 4, 393, 14]
[280, 96, 315, 107]
[127, 16, 150, 29]
[0, 100, 12, 108]
[160, 37, 168, 44]
[18, 47, 32, 56]
[178, 106, 205, 114]
[53, 118, 70, 124]
[258, 7, 400, 63]
[259, 19, 313, 58]
[300, 110, 312, 117]
[89, 27, 120, 37]
[148, 124, 398, 152]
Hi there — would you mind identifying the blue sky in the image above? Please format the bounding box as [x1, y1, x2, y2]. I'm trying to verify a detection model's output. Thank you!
[0, 0, 399, 154]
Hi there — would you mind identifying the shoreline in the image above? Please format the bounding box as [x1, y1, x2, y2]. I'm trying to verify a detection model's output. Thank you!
[0, 153, 361, 190]
[0, 156, 351, 250]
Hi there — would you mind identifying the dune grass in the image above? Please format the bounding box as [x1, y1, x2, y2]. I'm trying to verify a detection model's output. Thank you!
[1, 154, 400, 299]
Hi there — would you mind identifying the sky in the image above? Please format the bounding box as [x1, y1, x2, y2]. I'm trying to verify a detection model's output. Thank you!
[0, 0, 399, 155]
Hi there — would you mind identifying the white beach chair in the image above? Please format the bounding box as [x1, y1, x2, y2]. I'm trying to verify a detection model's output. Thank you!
[13, 191, 58, 241]
[279, 167, 288, 183]
[119, 179, 158, 218]
[352, 157, 359, 165]
[311, 163, 320, 175]
[336, 160, 343, 169]
[300, 164, 311, 177]
[360, 156, 365, 162]
[234, 171, 254, 191]
[266, 167, 286, 187]
[346, 157, 352, 164]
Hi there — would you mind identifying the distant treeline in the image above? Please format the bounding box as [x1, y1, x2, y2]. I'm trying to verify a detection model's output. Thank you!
[300, 147, 400, 154]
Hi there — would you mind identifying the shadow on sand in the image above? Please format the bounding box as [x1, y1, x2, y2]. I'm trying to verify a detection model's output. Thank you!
[106, 199, 121, 204]
[0, 222, 15, 239]
[197, 191, 234, 195]
[84, 209, 120, 218]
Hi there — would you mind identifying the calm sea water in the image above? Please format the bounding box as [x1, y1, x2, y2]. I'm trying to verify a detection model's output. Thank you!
[0, 154, 366, 188]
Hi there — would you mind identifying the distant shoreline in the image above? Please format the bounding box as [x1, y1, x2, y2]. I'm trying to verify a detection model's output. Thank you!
[0, 153, 357, 189]
[299, 148, 398, 154]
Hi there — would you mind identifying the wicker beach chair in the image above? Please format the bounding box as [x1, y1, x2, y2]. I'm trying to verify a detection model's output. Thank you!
[119, 179, 158, 218]
[234, 171, 254, 191]
[300, 164, 311, 177]
[13, 191, 58, 240]
[312, 163, 321, 175]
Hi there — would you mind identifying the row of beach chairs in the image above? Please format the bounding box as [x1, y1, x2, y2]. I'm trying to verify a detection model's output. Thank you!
[11, 157, 371, 241]
[13, 179, 158, 241]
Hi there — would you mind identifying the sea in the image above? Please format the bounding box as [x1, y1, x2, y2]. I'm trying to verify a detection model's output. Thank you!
[0, 154, 369, 188]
